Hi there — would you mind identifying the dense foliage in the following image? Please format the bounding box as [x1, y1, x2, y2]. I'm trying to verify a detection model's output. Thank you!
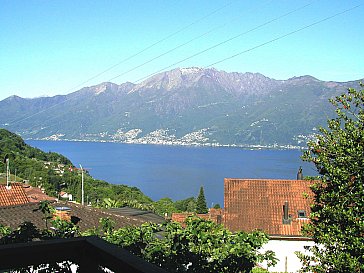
[153, 197, 177, 216]
[0, 129, 71, 195]
[174, 197, 197, 212]
[0, 201, 275, 273]
[298, 85, 364, 272]
[101, 216, 276, 273]
[153, 188, 220, 216]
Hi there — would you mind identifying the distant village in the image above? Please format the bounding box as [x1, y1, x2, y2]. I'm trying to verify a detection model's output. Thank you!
[36, 127, 310, 150]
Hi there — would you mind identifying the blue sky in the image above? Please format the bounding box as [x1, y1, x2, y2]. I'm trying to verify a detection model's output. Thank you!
[1, 0, 363, 100]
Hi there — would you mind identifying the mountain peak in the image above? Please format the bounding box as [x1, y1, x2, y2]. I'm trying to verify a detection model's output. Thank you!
[134, 67, 204, 91]
[179, 67, 204, 75]
[4, 95, 24, 102]
[288, 75, 319, 82]
[79, 82, 120, 96]
[94, 83, 109, 95]
[131, 67, 278, 94]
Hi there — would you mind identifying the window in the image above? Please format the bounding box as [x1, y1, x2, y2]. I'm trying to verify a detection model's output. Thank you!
[298, 210, 307, 218]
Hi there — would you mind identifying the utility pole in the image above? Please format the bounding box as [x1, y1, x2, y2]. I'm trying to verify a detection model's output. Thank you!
[80, 164, 84, 206]
[6, 158, 11, 189]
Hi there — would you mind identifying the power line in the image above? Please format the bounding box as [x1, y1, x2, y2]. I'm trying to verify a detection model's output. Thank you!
[133, 1, 316, 83]
[7, 1, 236, 126]
[6, 2, 361, 131]
[60, 1, 236, 93]
[205, 4, 362, 68]
[107, 0, 274, 82]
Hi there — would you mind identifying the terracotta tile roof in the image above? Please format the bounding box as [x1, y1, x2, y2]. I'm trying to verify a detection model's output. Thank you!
[224, 178, 313, 237]
[0, 183, 29, 207]
[22, 185, 57, 203]
[0, 202, 164, 232]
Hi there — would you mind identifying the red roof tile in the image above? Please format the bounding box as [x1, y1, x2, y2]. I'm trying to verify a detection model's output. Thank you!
[22, 185, 57, 203]
[0, 183, 29, 207]
[224, 178, 313, 236]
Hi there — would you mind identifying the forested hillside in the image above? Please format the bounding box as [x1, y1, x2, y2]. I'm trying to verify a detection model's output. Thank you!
[0, 128, 152, 207]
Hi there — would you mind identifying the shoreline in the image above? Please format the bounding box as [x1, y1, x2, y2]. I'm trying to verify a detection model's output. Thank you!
[25, 137, 306, 151]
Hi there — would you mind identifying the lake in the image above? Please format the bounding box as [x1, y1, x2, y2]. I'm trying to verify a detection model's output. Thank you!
[26, 140, 316, 206]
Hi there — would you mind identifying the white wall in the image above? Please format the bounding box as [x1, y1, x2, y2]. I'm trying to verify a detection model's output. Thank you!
[259, 239, 315, 272]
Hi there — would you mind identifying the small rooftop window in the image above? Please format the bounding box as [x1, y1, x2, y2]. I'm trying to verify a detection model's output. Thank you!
[55, 206, 71, 211]
[298, 210, 307, 218]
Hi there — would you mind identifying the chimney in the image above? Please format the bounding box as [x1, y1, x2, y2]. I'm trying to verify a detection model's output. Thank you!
[53, 206, 71, 221]
[282, 201, 291, 224]
[297, 166, 303, 180]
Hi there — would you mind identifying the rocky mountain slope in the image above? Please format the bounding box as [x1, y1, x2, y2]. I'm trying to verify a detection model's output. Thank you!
[0, 67, 361, 148]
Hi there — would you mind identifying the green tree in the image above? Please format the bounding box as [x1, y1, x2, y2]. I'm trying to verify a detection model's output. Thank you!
[46, 218, 79, 239]
[101, 197, 121, 208]
[196, 186, 208, 214]
[174, 197, 196, 212]
[34, 200, 55, 229]
[104, 217, 276, 273]
[0, 224, 11, 238]
[154, 197, 177, 216]
[298, 85, 364, 272]
[0, 222, 40, 244]
[186, 199, 197, 212]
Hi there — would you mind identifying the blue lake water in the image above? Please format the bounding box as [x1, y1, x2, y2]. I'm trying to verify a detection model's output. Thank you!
[26, 140, 316, 206]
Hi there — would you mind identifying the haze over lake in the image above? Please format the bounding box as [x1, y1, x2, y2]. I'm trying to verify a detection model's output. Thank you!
[27, 140, 316, 206]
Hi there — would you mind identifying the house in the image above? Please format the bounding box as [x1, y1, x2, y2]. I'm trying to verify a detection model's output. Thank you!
[0, 180, 58, 204]
[224, 178, 315, 272]
[0, 183, 29, 207]
[0, 181, 59, 205]
[0, 202, 168, 269]
[0, 195, 168, 272]
[1, 180, 164, 231]
[22, 184, 57, 203]
[0, 201, 168, 272]
[59, 191, 73, 201]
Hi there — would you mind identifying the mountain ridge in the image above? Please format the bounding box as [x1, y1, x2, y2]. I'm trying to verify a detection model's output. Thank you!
[0, 67, 362, 148]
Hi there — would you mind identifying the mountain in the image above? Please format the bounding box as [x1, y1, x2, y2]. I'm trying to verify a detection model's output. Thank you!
[0, 68, 361, 148]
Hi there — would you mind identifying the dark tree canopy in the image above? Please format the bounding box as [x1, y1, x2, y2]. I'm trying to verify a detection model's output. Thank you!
[298, 85, 364, 272]
[196, 186, 208, 214]
[104, 217, 276, 273]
